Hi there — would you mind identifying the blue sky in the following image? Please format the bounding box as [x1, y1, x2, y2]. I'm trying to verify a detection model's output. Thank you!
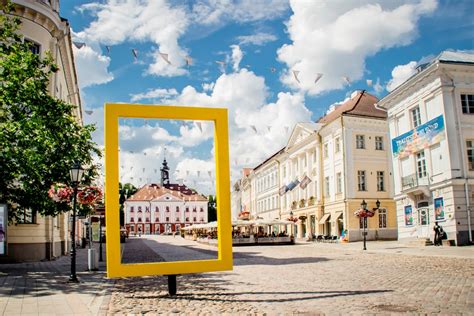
[61, 0, 473, 193]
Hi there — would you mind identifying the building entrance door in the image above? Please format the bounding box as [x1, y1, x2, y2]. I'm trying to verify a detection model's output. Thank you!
[417, 208, 430, 238]
[145, 224, 150, 235]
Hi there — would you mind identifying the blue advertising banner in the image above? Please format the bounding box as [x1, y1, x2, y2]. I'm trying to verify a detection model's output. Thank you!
[392, 115, 445, 159]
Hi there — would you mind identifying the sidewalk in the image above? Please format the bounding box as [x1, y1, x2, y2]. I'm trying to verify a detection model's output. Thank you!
[302, 239, 474, 259]
[0, 243, 113, 316]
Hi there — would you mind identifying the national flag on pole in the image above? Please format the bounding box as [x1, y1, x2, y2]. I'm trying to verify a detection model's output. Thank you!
[286, 179, 300, 191]
[279, 185, 288, 196]
[299, 175, 312, 189]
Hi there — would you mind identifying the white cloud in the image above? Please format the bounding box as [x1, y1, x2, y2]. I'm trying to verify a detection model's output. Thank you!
[130, 88, 178, 102]
[386, 61, 418, 92]
[191, 0, 289, 25]
[73, 45, 113, 88]
[201, 82, 215, 92]
[75, 0, 189, 77]
[237, 32, 278, 46]
[278, 0, 437, 95]
[170, 69, 312, 179]
[230, 45, 243, 72]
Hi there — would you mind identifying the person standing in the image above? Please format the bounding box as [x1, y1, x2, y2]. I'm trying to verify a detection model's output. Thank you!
[433, 221, 441, 246]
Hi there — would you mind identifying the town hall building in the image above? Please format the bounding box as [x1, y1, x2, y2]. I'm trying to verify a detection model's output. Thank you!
[124, 159, 208, 235]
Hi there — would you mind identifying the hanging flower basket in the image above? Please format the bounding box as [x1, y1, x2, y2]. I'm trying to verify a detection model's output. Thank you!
[48, 183, 73, 203]
[354, 209, 375, 218]
[77, 186, 103, 205]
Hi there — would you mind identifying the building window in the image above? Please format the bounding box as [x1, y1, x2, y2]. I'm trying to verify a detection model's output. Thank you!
[25, 39, 40, 55]
[176, 206, 179, 212]
[146, 217, 150, 222]
[186, 207, 189, 212]
[166, 206, 170, 212]
[377, 171, 385, 191]
[130, 218, 135, 222]
[193, 207, 197, 212]
[138, 206, 142, 212]
[416, 151, 427, 178]
[461, 94, 474, 114]
[323, 143, 329, 158]
[336, 172, 342, 194]
[193, 217, 197, 222]
[357, 171, 366, 191]
[378, 208, 387, 228]
[411, 106, 421, 128]
[145, 206, 149, 212]
[155, 217, 159, 222]
[16, 209, 37, 224]
[200, 207, 204, 212]
[130, 206, 134, 212]
[138, 218, 142, 222]
[375, 136, 384, 150]
[467, 140, 474, 170]
[356, 135, 365, 149]
[176, 218, 180, 222]
[130, 225, 135, 231]
[324, 177, 330, 197]
[155, 207, 158, 212]
[335, 137, 340, 153]
[165, 217, 169, 222]
[186, 217, 189, 222]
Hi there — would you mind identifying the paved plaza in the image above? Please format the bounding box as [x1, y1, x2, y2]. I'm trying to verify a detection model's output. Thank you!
[0, 236, 473, 315]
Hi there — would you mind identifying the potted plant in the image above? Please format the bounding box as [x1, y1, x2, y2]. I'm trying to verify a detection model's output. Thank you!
[48, 183, 73, 203]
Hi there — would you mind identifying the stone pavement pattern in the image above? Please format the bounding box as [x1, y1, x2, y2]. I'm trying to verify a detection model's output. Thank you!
[0, 236, 473, 315]
[108, 236, 474, 315]
[0, 243, 113, 316]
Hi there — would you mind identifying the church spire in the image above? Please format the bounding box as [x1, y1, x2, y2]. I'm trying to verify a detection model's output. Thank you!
[160, 158, 170, 186]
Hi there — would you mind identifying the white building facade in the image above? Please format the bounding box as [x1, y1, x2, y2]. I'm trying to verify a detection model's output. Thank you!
[125, 184, 208, 235]
[378, 51, 474, 245]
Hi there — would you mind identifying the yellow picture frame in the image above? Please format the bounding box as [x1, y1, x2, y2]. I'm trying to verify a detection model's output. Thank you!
[104, 103, 233, 278]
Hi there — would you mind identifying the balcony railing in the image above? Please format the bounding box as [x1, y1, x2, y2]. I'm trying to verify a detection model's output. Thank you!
[401, 173, 430, 191]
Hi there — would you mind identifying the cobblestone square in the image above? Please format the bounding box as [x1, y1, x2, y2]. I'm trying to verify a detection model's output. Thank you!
[108, 236, 474, 315]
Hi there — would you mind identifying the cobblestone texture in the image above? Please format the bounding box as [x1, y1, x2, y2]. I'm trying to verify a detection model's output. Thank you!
[108, 236, 474, 315]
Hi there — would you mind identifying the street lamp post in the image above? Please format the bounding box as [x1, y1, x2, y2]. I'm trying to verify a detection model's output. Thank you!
[359, 199, 380, 251]
[69, 162, 84, 283]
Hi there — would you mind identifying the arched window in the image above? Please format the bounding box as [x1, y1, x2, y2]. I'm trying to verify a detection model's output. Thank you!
[200, 207, 204, 212]
[176, 206, 180, 212]
[138, 218, 142, 222]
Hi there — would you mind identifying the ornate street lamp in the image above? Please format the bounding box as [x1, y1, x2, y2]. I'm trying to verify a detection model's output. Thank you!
[69, 161, 84, 283]
[355, 199, 380, 251]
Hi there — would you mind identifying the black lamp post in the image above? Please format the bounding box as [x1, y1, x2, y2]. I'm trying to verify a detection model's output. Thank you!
[69, 161, 84, 283]
[361, 200, 368, 251]
[360, 199, 380, 251]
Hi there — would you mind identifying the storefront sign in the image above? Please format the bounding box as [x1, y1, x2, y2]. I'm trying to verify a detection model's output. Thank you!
[0, 204, 7, 255]
[404, 205, 413, 226]
[392, 115, 445, 159]
[434, 197, 445, 221]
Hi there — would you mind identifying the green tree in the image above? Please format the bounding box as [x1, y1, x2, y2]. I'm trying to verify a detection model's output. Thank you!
[0, 2, 100, 222]
[208, 195, 217, 222]
[119, 182, 137, 226]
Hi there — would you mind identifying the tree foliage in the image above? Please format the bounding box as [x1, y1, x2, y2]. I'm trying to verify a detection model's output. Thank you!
[208, 195, 217, 222]
[0, 2, 101, 221]
[119, 182, 137, 226]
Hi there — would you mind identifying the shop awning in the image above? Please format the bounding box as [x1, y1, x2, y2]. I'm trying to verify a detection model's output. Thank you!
[318, 213, 331, 224]
[331, 212, 343, 222]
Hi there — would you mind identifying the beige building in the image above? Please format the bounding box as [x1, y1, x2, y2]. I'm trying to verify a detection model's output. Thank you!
[316, 91, 397, 241]
[237, 91, 398, 241]
[5, 0, 82, 261]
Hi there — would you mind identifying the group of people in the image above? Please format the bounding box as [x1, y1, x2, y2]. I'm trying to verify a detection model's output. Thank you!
[433, 221, 447, 246]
